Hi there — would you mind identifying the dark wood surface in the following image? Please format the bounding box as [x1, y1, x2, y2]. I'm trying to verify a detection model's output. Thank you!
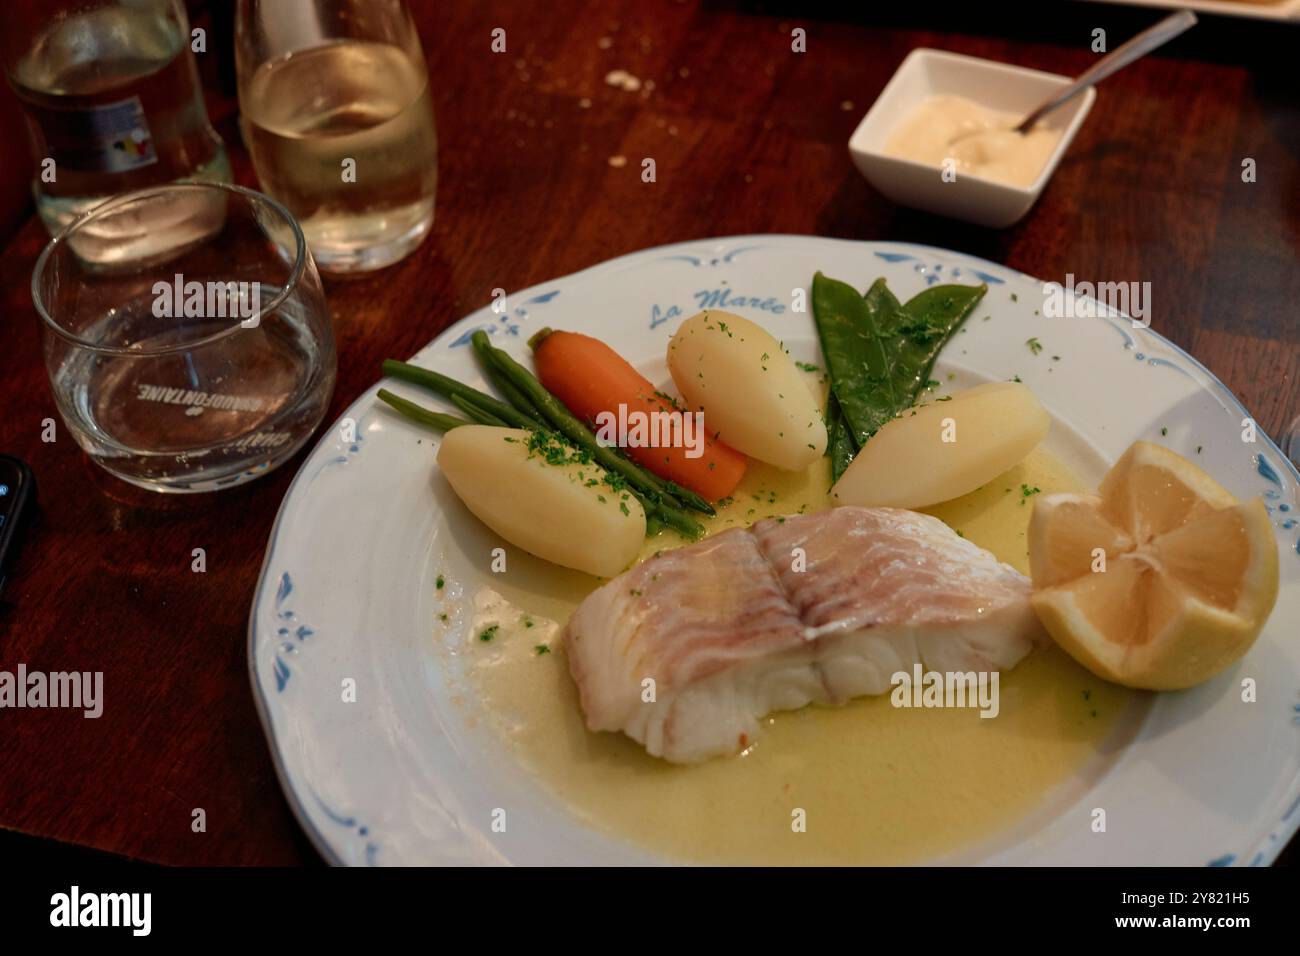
[0, 1, 1296, 866]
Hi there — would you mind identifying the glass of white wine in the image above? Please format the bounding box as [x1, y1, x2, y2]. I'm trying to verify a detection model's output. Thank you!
[235, 0, 438, 274]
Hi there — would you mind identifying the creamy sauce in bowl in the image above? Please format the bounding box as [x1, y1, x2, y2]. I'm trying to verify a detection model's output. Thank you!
[449, 447, 1140, 865]
[884, 94, 1063, 188]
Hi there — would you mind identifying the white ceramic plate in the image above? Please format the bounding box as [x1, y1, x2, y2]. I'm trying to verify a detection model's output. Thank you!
[1086, 0, 1300, 22]
[248, 236, 1300, 866]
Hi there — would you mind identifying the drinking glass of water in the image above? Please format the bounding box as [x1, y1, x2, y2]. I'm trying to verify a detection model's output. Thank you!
[235, 0, 438, 274]
[33, 182, 337, 492]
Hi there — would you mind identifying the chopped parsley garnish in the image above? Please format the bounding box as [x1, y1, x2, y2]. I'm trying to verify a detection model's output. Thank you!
[478, 624, 499, 643]
[653, 390, 685, 411]
[436, 574, 445, 590]
[526, 429, 593, 467]
[534, 644, 550, 655]
[1026, 337, 1043, 356]
[1019, 483, 1042, 505]
[893, 316, 946, 345]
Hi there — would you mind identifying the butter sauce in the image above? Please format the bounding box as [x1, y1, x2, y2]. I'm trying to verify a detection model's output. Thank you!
[454, 446, 1136, 865]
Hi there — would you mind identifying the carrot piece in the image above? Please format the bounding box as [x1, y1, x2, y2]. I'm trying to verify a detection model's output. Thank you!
[532, 330, 747, 501]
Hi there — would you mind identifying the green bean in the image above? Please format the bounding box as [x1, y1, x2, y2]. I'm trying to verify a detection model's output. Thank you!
[524, 328, 706, 533]
[637, 496, 702, 541]
[525, 329, 698, 523]
[473, 332, 716, 516]
[377, 389, 472, 432]
[447, 394, 507, 426]
[623, 484, 703, 540]
[494, 340, 714, 517]
[648, 500, 705, 540]
[383, 346, 707, 538]
[470, 334, 547, 425]
[382, 359, 537, 430]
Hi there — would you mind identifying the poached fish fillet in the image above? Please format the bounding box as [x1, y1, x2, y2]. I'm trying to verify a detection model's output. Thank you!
[564, 506, 1044, 762]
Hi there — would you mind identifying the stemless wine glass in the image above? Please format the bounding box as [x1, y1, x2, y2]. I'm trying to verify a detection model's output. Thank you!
[33, 183, 337, 492]
[235, 0, 438, 274]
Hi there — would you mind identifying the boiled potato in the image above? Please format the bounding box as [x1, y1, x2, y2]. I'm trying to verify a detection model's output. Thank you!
[832, 381, 1050, 509]
[437, 426, 645, 577]
[667, 310, 827, 470]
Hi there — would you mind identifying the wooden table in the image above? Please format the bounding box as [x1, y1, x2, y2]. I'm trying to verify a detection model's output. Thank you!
[0, 1, 1296, 866]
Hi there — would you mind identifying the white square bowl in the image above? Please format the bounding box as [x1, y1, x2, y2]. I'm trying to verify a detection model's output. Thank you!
[849, 48, 1095, 228]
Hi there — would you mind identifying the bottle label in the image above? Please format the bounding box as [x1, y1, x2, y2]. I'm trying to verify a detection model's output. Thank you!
[38, 95, 158, 173]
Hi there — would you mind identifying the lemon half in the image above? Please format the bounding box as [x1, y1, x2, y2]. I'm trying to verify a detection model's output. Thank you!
[1028, 442, 1279, 690]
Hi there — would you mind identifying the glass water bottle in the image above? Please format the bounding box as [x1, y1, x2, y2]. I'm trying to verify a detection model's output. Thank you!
[4, 0, 232, 241]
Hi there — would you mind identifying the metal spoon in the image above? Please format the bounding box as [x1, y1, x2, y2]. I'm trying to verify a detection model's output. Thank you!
[950, 10, 1198, 145]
